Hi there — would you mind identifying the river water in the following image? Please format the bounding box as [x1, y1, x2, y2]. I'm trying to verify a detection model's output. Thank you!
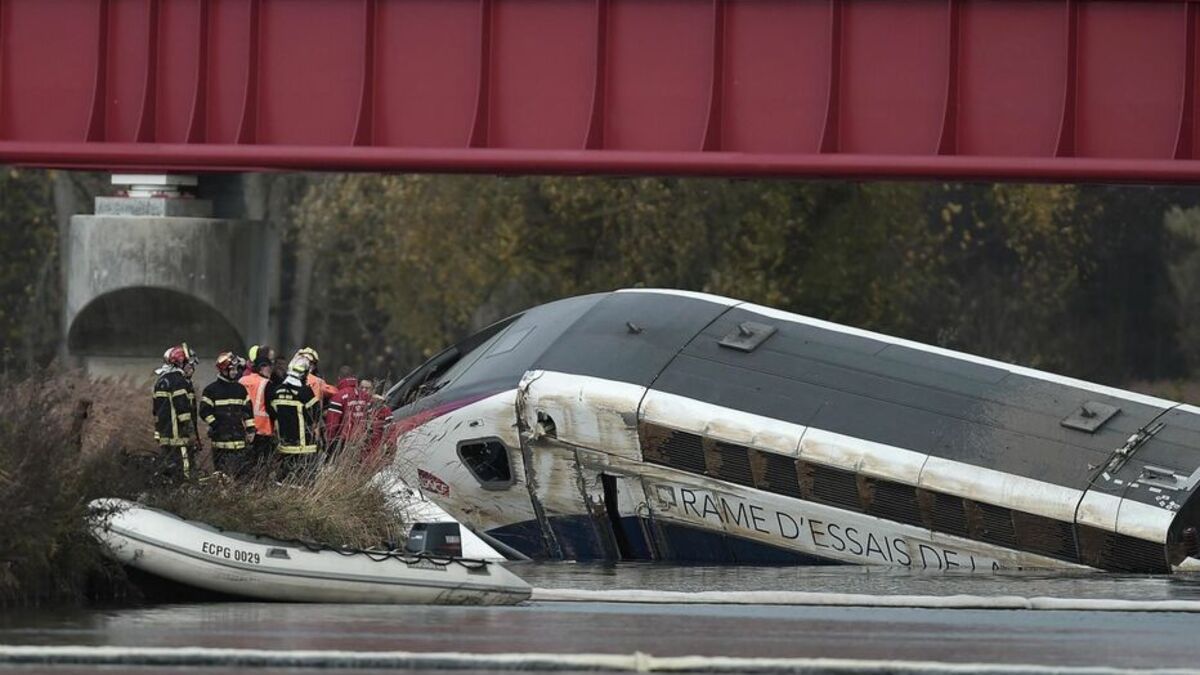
[514, 561, 1200, 600]
[3, 564, 1200, 671]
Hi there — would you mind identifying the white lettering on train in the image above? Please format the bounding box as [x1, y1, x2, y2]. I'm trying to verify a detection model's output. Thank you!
[670, 486, 1000, 570]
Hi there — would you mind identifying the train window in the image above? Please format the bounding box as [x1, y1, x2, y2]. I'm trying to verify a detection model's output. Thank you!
[387, 314, 523, 407]
[457, 438, 515, 489]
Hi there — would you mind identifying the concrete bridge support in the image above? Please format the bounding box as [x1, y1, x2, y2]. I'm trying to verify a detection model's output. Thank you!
[65, 176, 279, 383]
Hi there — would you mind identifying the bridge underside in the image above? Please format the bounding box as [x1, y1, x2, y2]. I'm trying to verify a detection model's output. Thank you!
[3, 0, 1200, 181]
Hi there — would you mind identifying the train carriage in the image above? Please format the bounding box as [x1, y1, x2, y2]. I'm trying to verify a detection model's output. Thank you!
[388, 289, 1200, 572]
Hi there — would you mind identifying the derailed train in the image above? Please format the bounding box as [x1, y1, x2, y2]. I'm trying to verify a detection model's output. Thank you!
[388, 289, 1200, 572]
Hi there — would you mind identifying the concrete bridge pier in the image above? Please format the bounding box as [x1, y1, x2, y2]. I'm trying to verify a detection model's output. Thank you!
[65, 175, 279, 384]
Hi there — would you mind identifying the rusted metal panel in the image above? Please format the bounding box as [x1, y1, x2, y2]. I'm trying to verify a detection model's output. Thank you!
[641, 389, 804, 458]
[520, 371, 644, 461]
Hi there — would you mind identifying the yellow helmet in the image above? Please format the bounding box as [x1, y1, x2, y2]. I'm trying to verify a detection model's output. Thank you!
[296, 347, 320, 363]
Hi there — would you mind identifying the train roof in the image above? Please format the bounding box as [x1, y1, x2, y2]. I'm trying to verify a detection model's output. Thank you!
[526, 289, 1200, 506]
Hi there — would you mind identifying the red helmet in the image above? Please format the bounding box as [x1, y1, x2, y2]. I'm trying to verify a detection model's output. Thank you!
[164, 343, 196, 369]
[215, 351, 243, 379]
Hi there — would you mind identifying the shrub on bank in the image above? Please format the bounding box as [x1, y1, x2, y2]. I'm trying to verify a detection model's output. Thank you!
[0, 370, 407, 606]
[151, 453, 407, 549]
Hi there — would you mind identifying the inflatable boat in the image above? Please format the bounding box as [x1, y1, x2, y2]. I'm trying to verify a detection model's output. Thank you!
[88, 499, 531, 605]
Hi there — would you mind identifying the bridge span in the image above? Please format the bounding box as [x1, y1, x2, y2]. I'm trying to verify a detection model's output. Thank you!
[1, 0, 1199, 182]
[5, 0, 1197, 375]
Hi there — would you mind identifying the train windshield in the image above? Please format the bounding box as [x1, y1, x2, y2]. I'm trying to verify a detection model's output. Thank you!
[386, 315, 522, 409]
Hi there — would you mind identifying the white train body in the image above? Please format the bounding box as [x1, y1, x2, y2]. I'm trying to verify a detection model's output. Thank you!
[389, 290, 1200, 572]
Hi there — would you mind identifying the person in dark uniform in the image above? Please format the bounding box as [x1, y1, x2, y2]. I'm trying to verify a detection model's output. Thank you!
[271, 356, 288, 386]
[199, 352, 256, 478]
[267, 355, 321, 481]
[152, 343, 199, 481]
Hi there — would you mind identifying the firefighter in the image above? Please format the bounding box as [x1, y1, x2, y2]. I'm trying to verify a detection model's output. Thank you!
[239, 347, 276, 469]
[271, 355, 288, 385]
[268, 355, 321, 480]
[200, 352, 256, 478]
[243, 344, 275, 377]
[296, 347, 338, 406]
[153, 343, 199, 481]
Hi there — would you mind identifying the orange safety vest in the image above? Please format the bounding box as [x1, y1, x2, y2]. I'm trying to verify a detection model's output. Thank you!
[239, 372, 274, 436]
[307, 373, 338, 404]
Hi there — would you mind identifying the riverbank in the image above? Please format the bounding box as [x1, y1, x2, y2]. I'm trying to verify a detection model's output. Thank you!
[0, 370, 406, 607]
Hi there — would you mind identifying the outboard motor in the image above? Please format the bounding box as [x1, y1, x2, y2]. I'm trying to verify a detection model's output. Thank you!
[405, 522, 463, 557]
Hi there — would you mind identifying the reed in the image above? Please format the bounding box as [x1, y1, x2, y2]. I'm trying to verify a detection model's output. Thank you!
[154, 446, 407, 549]
[0, 369, 407, 606]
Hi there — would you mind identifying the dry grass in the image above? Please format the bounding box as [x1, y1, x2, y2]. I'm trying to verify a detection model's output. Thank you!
[0, 371, 144, 604]
[153, 450, 407, 549]
[0, 369, 407, 605]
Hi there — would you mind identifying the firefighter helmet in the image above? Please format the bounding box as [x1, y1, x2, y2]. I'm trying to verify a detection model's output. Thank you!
[288, 355, 312, 378]
[296, 347, 320, 364]
[248, 344, 274, 369]
[164, 343, 197, 369]
[215, 351, 243, 379]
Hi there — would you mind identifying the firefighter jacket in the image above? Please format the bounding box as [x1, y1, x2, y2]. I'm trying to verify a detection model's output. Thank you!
[199, 376, 255, 450]
[239, 372, 274, 437]
[153, 369, 196, 446]
[267, 375, 320, 454]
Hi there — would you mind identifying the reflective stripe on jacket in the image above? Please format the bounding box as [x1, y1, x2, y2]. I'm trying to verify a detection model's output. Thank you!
[199, 376, 254, 451]
[268, 377, 320, 454]
[153, 369, 195, 445]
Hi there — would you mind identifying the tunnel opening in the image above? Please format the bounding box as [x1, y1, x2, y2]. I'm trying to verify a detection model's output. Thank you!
[68, 287, 244, 367]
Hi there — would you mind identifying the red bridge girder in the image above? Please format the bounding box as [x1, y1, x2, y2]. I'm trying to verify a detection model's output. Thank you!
[3, 0, 1200, 181]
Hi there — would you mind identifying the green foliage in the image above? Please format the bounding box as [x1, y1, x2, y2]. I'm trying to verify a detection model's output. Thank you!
[295, 176, 942, 378]
[0, 166, 1189, 390]
[1166, 206, 1200, 374]
[294, 175, 1186, 386]
[0, 168, 57, 373]
[908, 183, 1090, 371]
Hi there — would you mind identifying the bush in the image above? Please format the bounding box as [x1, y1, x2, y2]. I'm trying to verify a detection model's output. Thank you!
[0, 373, 138, 604]
[0, 369, 407, 606]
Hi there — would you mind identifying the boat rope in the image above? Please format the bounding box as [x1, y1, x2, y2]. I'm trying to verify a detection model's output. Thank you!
[176, 514, 492, 570]
[287, 539, 491, 570]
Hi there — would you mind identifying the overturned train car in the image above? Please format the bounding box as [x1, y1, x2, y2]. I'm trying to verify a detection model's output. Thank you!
[388, 290, 1200, 572]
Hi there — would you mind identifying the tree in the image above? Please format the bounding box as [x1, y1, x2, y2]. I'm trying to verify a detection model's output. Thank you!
[0, 168, 57, 374]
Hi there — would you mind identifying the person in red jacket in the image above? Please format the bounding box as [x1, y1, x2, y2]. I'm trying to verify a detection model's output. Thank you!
[324, 366, 360, 456]
[325, 367, 392, 462]
[358, 378, 393, 465]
